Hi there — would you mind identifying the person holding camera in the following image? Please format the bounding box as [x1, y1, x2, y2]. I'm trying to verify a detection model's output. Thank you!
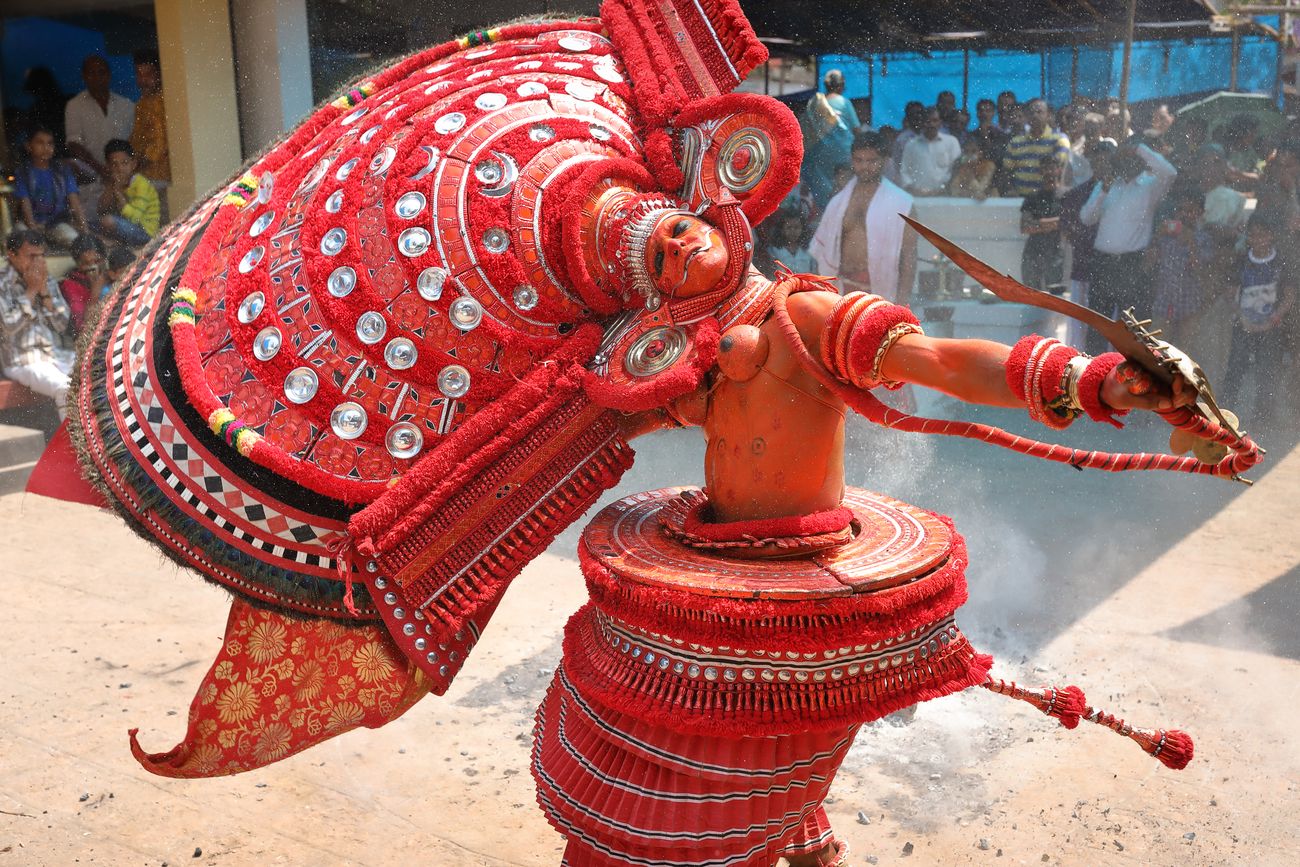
[1, 230, 75, 417]
[1079, 139, 1177, 354]
[60, 235, 110, 337]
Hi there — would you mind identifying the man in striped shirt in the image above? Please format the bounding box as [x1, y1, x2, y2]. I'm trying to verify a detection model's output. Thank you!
[1003, 99, 1071, 197]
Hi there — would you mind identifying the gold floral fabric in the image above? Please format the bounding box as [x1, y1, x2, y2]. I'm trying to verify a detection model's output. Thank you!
[129, 599, 430, 777]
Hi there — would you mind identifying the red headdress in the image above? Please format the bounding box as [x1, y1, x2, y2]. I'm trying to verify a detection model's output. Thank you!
[46, 0, 802, 778]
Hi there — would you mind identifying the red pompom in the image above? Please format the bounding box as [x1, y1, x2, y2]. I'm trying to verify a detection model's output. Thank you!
[1148, 728, 1195, 770]
[1048, 684, 1087, 729]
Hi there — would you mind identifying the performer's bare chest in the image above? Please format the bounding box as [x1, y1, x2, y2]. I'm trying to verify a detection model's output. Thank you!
[702, 317, 847, 525]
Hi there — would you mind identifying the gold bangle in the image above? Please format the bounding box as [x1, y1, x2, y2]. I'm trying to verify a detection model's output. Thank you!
[1062, 354, 1091, 413]
[869, 322, 924, 389]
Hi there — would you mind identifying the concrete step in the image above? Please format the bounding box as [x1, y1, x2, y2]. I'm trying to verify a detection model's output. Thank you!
[0, 423, 46, 469]
[0, 423, 47, 495]
[0, 460, 38, 496]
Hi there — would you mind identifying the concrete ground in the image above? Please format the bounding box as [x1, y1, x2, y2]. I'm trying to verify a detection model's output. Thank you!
[2, 409, 1298, 866]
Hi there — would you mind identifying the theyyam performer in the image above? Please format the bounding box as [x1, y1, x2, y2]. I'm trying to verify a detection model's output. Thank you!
[27, 1, 1263, 865]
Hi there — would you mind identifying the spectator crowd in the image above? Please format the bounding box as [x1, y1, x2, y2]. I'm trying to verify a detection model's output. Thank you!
[3, 55, 1296, 430]
[3, 50, 168, 412]
[761, 71, 1298, 428]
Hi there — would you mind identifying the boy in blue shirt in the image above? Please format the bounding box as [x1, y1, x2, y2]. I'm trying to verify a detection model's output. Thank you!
[14, 127, 88, 250]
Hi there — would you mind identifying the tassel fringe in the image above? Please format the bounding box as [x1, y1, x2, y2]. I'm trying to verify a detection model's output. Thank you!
[1083, 705, 1195, 770]
[981, 675, 1194, 769]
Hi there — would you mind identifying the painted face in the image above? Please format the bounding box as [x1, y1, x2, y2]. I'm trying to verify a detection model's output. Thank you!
[645, 214, 729, 299]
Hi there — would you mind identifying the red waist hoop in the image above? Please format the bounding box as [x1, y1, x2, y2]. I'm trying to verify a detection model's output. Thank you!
[568, 487, 992, 737]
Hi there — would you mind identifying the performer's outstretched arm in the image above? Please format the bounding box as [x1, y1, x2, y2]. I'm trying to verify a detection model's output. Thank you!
[790, 288, 1189, 416]
[880, 333, 1191, 412]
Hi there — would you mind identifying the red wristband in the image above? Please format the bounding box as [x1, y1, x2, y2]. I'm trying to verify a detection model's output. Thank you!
[1038, 344, 1077, 403]
[1077, 352, 1129, 428]
[844, 302, 921, 388]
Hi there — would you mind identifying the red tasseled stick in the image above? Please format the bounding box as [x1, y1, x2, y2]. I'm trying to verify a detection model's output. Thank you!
[982, 678, 1193, 769]
[1084, 706, 1195, 770]
[981, 677, 1086, 729]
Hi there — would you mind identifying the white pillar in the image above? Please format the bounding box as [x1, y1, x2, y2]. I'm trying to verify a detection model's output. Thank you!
[155, 0, 242, 211]
[231, 0, 314, 157]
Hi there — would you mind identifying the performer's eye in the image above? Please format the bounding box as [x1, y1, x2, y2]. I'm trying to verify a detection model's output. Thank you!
[672, 219, 690, 238]
[653, 249, 665, 277]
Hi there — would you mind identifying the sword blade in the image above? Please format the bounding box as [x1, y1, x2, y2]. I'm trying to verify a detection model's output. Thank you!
[902, 214, 1171, 382]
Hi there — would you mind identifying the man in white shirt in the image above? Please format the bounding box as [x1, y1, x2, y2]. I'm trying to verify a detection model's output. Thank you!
[891, 101, 926, 168]
[1079, 141, 1177, 353]
[810, 130, 917, 304]
[64, 55, 135, 206]
[899, 107, 961, 196]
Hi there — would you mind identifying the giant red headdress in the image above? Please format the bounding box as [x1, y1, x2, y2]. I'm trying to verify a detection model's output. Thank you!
[61, 0, 802, 726]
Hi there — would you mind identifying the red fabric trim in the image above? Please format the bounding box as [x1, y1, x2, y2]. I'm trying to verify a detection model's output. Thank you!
[680, 496, 853, 542]
[365, 419, 634, 684]
[600, 0, 766, 132]
[1004, 334, 1041, 402]
[559, 158, 665, 315]
[562, 609, 994, 737]
[349, 325, 602, 548]
[641, 128, 684, 191]
[600, 1, 676, 128]
[1078, 352, 1128, 428]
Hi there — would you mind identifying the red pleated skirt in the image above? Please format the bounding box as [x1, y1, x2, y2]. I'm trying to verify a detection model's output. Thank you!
[532, 489, 991, 865]
[533, 665, 855, 866]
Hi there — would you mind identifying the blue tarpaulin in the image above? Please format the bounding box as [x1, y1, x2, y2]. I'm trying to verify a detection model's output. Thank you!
[821, 36, 1278, 127]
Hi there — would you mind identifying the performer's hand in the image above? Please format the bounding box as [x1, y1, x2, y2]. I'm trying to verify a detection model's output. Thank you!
[1100, 362, 1193, 412]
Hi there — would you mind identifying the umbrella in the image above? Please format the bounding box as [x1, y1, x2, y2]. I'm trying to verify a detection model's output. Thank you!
[1176, 91, 1284, 141]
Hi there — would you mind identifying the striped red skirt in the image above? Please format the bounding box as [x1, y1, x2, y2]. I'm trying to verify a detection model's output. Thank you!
[532, 488, 991, 865]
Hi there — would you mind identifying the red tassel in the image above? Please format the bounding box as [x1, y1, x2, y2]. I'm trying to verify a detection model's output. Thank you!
[1146, 728, 1195, 770]
[1083, 706, 1195, 770]
[326, 534, 360, 616]
[980, 677, 1086, 729]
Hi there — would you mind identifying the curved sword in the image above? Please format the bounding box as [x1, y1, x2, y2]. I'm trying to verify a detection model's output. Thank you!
[902, 215, 1244, 439]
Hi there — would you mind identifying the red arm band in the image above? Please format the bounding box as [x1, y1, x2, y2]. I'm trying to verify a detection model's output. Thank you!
[1078, 352, 1129, 428]
[820, 292, 922, 390]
